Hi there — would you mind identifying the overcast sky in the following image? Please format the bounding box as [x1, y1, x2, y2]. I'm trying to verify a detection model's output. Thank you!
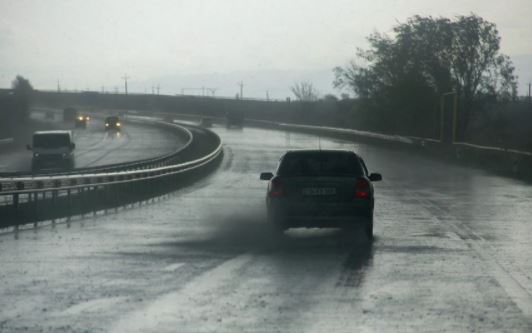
[1, 0, 532, 98]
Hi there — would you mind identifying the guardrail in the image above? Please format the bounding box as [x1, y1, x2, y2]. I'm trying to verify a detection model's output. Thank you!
[0, 138, 14, 145]
[0, 119, 223, 230]
[159, 110, 532, 179]
[240, 119, 532, 178]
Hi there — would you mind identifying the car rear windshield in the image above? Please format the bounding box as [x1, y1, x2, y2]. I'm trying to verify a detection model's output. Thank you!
[278, 152, 364, 177]
[33, 134, 70, 148]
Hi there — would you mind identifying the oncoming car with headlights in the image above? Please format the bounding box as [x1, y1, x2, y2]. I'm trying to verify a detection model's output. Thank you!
[260, 149, 382, 239]
[27, 130, 76, 171]
[105, 116, 122, 131]
[75, 114, 90, 128]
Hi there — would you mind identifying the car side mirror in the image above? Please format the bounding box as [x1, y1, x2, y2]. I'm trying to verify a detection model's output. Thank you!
[70, 143, 76, 150]
[369, 173, 382, 182]
[26, 144, 32, 150]
[260, 172, 274, 181]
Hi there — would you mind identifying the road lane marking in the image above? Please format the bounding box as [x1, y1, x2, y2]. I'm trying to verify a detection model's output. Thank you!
[162, 263, 185, 272]
[58, 296, 127, 316]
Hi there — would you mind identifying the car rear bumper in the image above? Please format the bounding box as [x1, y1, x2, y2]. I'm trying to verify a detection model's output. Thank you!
[32, 156, 74, 170]
[278, 215, 372, 228]
[267, 199, 372, 229]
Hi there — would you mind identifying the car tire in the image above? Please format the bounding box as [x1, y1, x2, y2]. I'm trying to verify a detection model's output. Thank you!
[267, 212, 285, 236]
[365, 218, 374, 241]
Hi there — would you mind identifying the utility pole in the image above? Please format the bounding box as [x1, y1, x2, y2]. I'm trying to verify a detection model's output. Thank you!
[156, 84, 160, 95]
[266, 90, 270, 101]
[122, 74, 130, 95]
[237, 81, 244, 100]
[57, 80, 61, 92]
[528, 81, 532, 104]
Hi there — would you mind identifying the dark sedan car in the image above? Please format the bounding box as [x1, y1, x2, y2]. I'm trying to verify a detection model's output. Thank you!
[260, 149, 382, 239]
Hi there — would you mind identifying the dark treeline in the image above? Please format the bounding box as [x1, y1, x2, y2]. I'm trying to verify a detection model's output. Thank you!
[0, 76, 33, 137]
[31, 90, 358, 127]
[31, 89, 532, 151]
[333, 14, 519, 142]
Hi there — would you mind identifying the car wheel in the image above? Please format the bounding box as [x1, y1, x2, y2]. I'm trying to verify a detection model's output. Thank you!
[267, 212, 285, 237]
[365, 219, 374, 241]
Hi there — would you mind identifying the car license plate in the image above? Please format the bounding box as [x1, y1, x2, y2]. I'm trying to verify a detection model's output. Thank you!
[302, 187, 336, 196]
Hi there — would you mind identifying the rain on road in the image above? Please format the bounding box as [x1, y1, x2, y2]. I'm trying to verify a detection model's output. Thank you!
[1, 124, 532, 332]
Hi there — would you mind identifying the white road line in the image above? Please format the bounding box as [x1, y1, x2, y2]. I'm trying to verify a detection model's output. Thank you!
[58, 296, 127, 316]
[162, 263, 186, 272]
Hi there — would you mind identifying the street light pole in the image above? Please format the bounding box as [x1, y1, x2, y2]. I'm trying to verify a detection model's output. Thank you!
[237, 81, 244, 100]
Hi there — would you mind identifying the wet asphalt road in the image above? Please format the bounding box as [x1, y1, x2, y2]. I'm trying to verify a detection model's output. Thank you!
[1, 124, 532, 332]
[0, 115, 181, 173]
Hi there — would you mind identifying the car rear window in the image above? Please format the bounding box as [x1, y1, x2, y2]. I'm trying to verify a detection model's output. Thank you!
[278, 152, 363, 177]
[33, 134, 70, 148]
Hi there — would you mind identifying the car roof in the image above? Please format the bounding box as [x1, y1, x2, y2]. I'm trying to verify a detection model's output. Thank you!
[284, 149, 359, 156]
[34, 130, 71, 136]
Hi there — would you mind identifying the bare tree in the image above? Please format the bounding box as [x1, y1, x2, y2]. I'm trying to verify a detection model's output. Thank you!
[11, 75, 33, 123]
[290, 82, 319, 102]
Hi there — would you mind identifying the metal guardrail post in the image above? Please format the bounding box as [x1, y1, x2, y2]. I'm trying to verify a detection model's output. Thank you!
[66, 189, 72, 224]
[52, 190, 57, 226]
[13, 193, 19, 231]
[92, 186, 97, 217]
[114, 184, 119, 213]
[33, 192, 38, 227]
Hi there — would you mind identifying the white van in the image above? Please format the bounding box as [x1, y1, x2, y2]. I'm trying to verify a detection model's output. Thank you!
[27, 130, 76, 171]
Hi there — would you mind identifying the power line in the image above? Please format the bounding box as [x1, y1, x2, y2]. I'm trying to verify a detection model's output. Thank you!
[206, 88, 217, 97]
[181, 87, 217, 96]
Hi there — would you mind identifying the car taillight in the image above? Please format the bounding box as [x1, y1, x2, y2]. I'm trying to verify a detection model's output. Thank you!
[355, 178, 370, 198]
[268, 178, 283, 197]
